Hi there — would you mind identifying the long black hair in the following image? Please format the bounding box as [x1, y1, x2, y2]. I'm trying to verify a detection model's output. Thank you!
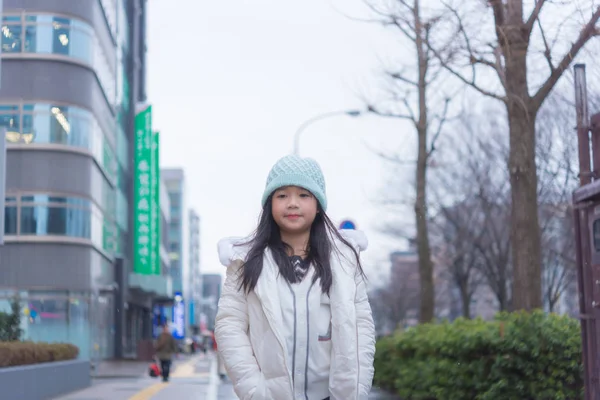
[236, 193, 365, 295]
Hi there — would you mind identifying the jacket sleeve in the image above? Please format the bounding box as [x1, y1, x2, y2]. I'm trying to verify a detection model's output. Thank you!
[215, 261, 267, 400]
[355, 263, 376, 399]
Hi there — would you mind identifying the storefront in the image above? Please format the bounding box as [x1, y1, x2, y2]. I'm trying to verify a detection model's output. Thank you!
[0, 289, 115, 363]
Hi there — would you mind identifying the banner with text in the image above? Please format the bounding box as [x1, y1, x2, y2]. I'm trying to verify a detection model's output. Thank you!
[134, 105, 160, 275]
[151, 131, 160, 275]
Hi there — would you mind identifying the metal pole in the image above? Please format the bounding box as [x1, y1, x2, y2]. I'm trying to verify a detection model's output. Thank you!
[574, 64, 591, 185]
[592, 113, 600, 178]
[292, 110, 362, 156]
[0, 128, 6, 245]
[0, 0, 4, 245]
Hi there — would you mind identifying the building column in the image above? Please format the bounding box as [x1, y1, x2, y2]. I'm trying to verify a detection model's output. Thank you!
[114, 258, 128, 359]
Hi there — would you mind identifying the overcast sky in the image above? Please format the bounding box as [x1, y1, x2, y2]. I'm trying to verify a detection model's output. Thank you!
[145, 0, 421, 284]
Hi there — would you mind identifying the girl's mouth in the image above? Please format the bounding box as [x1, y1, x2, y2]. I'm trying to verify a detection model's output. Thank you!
[285, 215, 301, 220]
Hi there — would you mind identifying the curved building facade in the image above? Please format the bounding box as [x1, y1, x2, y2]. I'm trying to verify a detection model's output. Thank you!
[0, 0, 164, 362]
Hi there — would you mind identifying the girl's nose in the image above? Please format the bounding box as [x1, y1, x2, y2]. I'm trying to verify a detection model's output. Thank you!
[287, 195, 299, 207]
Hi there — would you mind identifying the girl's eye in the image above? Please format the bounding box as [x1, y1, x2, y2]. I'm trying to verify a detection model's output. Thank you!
[300, 193, 311, 198]
[276, 194, 286, 198]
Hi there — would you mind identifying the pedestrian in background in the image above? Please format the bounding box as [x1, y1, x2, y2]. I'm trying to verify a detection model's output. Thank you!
[211, 330, 227, 380]
[154, 324, 177, 382]
[215, 155, 376, 400]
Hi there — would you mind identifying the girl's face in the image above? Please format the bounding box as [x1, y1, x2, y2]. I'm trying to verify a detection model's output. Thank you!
[271, 186, 318, 235]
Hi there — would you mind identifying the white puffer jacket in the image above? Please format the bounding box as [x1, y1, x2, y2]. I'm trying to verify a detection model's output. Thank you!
[215, 230, 376, 400]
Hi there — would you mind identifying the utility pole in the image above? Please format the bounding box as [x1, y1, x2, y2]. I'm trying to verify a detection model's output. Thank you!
[0, 127, 5, 245]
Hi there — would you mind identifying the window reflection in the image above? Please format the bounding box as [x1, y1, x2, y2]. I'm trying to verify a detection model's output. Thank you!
[3, 14, 115, 106]
[6, 194, 120, 254]
[20, 206, 91, 238]
[1, 19, 22, 52]
[24, 17, 94, 64]
[1, 104, 120, 182]
[4, 206, 17, 234]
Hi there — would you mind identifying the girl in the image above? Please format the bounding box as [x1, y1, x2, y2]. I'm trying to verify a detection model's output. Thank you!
[215, 155, 375, 400]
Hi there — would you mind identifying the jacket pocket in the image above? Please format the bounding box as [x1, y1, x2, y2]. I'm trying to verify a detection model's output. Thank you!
[318, 293, 332, 341]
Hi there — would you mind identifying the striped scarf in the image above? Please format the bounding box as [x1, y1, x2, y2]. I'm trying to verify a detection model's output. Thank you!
[289, 255, 310, 283]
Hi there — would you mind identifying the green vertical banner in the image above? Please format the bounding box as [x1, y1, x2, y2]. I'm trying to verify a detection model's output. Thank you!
[134, 104, 153, 275]
[150, 131, 161, 275]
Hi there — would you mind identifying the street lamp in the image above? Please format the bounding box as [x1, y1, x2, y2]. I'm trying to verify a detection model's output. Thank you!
[293, 110, 363, 155]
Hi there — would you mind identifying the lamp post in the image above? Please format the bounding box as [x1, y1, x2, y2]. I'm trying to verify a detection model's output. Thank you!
[293, 110, 362, 155]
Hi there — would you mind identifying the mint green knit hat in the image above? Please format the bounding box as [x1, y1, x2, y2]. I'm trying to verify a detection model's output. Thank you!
[262, 155, 327, 211]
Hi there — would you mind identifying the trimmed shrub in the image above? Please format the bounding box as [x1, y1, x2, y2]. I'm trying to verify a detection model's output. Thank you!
[374, 311, 583, 400]
[0, 342, 79, 368]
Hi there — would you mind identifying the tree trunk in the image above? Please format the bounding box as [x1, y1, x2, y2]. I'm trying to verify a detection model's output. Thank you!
[414, 0, 435, 323]
[507, 104, 543, 310]
[415, 145, 434, 323]
[501, 2, 543, 311]
[460, 281, 471, 318]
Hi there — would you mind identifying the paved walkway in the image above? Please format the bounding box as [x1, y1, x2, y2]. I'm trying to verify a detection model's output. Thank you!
[54, 352, 399, 400]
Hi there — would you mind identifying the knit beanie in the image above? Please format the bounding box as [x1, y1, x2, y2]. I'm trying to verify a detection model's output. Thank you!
[261, 155, 327, 211]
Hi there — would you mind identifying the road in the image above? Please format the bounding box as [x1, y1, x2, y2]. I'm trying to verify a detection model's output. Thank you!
[54, 353, 399, 400]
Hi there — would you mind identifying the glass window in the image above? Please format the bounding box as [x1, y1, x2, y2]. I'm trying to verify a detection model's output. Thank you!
[52, 17, 70, 56]
[1, 21, 22, 53]
[0, 110, 20, 143]
[24, 17, 94, 65]
[4, 103, 118, 182]
[116, 124, 128, 171]
[116, 189, 128, 231]
[4, 206, 17, 234]
[594, 219, 600, 252]
[20, 205, 91, 238]
[9, 13, 116, 107]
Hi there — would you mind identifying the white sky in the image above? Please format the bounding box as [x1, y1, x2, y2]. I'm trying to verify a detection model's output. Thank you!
[146, 0, 417, 284]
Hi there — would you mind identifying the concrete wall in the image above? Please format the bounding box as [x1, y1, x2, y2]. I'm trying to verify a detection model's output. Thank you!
[0, 360, 91, 399]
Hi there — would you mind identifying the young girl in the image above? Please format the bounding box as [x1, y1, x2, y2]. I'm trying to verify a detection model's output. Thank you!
[215, 155, 375, 400]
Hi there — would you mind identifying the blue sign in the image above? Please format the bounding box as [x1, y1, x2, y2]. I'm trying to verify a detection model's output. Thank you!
[189, 301, 195, 326]
[152, 304, 166, 339]
[172, 292, 185, 339]
[339, 219, 356, 230]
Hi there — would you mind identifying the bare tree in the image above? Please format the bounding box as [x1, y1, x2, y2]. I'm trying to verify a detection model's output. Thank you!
[539, 204, 576, 312]
[534, 90, 580, 312]
[363, 0, 452, 323]
[425, 0, 600, 311]
[431, 204, 485, 319]
[431, 86, 586, 315]
[430, 118, 514, 312]
[369, 256, 420, 333]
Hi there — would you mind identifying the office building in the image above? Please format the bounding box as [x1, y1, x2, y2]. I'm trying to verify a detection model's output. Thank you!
[0, 0, 171, 361]
[161, 168, 185, 294]
[189, 209, 202, 333]
[200, 273, 222, 332]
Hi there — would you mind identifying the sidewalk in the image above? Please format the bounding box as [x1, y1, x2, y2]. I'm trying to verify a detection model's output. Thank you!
[55, 352, 400, 400]
[53, 352, 213, 400]
[92, 353, 196, 379]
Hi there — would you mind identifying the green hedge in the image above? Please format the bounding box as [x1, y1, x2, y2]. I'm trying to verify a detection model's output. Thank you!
[0, 342, 79, 368]
[374, 311, 583, 400]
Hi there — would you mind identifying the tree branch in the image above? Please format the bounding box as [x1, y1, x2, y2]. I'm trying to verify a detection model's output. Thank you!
[526, 0, 547, 36]
[387, 70, 419, 87]
[367, 104, 418, 126]
[532, 5, 600, 109]
[428, 97, 451, 156]
[427, 43, 507, 101]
